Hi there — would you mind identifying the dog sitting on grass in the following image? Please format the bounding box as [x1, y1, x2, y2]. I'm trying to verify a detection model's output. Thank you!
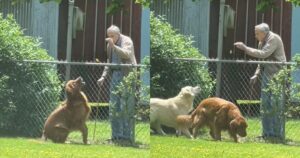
[42, 77, 91, 144]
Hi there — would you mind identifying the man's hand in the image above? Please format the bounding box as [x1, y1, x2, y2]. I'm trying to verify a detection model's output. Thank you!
[234, 42, 247, 51]
[106, 38, 114, 48]
[250, 74, 258, 87]
[97, 77, 105, 86]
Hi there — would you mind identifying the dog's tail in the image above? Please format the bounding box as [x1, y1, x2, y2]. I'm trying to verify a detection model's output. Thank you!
[190, 108, 198, 121]
[190, 107, 207, 128]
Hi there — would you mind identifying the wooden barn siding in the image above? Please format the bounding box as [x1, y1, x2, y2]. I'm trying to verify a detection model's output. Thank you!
[209, 0, 292, 102]
[58, 0, 142, 63]
[151, 0, 210, 56]
[0, 0, 59, 59]
[57, 0, 142, 103]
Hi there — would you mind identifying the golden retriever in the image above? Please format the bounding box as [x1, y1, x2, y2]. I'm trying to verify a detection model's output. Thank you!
[150, 86, 200, 135]
[42, 77, 91, 144]
[176, 114, 194, 139]
[191, 97, 247, 142]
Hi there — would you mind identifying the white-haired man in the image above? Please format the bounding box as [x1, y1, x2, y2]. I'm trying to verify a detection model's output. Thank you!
[234, 23, 286, 141]
[97, 25, 137, 143]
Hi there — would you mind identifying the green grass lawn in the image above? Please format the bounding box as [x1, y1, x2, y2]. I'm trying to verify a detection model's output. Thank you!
[151, 136, 300, 158]
[242, 118, 300, 143]
[170, 118, 300, 144]
[1, 119, 300, 158]
[0, 137, 149, 158]
[151, 118, 300, 158]
[69, 121, 150, 146]
[0, 121, 149, 158]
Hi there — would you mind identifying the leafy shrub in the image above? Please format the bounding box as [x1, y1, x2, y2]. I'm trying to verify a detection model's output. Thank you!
[112, 56, 150, 122]
[285, 54, 300, 119]
[0, 14, 62, 137]
[150, 13, 215, 104]
[264, 54, 300, 119]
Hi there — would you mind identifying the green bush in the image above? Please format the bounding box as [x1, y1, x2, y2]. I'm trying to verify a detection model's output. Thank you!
[0, 14, 62, 137]
[112, 57, 150, 122]
[285, 54, 300, 119]
[150, 13, 215, 103]
[263, 54, 300, 119]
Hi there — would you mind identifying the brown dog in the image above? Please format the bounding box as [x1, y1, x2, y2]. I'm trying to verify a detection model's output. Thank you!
[42, 77, 91, 144]
[191, 97, 247, 142]
[176, 115, 194, 139]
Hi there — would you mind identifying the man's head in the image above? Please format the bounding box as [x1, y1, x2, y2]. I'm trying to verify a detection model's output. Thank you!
[255, 23, 270, 42]
[107, 25, 121, 44]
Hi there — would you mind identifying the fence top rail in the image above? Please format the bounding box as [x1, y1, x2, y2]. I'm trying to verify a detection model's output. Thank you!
[174, 58, 296, 65]
[12, 60, 146, 67]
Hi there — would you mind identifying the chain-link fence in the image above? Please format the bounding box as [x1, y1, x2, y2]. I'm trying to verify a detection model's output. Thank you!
[152, 58, 300, 145]
[0, 60, 149, 148]
[3, 58, 300, 146]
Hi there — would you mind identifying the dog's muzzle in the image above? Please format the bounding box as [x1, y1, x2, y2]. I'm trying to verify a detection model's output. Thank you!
[192, 86, 201, 94]
[77, 76, 86, 86]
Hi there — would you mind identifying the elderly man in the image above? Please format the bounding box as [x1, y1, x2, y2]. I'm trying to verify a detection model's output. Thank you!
[234, 23, 286, 141]
[97, 25, 137, 143]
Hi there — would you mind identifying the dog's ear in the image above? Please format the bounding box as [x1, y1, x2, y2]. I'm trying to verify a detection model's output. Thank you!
[238, 117, 248, 130]
[180, 88, 190, 96]
[235, 117, 248, 137]
[230, 119, 239, 131]
[65, 81, 75, 96]
[183, 87, 195, 97]
[76, 76, 82, 81]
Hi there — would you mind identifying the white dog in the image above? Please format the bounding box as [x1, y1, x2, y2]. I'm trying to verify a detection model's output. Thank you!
[150, 86, 200, 135]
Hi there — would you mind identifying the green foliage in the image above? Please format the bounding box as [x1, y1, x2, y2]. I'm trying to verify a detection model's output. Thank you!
[262, 65, 289, 120]
[150, 13, 215, 103]
[105, 0, 125, 14]
[256, 0, 277, 11]
[287, 0, 300, 6]
[285, 54, 300, 118]
[107, 0, 151, 14]
[135, 0, 151, 7]
[0, 14, 62, 137]
[257, 0, 300, 11]
[263, 54, 300, 119]
[293, 54, 300, 66]
[112, 58, 150, 121]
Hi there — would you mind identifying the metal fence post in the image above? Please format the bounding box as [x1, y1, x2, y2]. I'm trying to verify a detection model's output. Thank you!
[282, 69, 287, 141]
[216, 0, 225, 97]
[65, 0, 75, 82]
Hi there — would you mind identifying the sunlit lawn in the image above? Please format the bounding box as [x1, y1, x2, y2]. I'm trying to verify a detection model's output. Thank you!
[151, 118, 300, 158]
[0, 121, 150, 158]
[0, 137, 149, 158]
